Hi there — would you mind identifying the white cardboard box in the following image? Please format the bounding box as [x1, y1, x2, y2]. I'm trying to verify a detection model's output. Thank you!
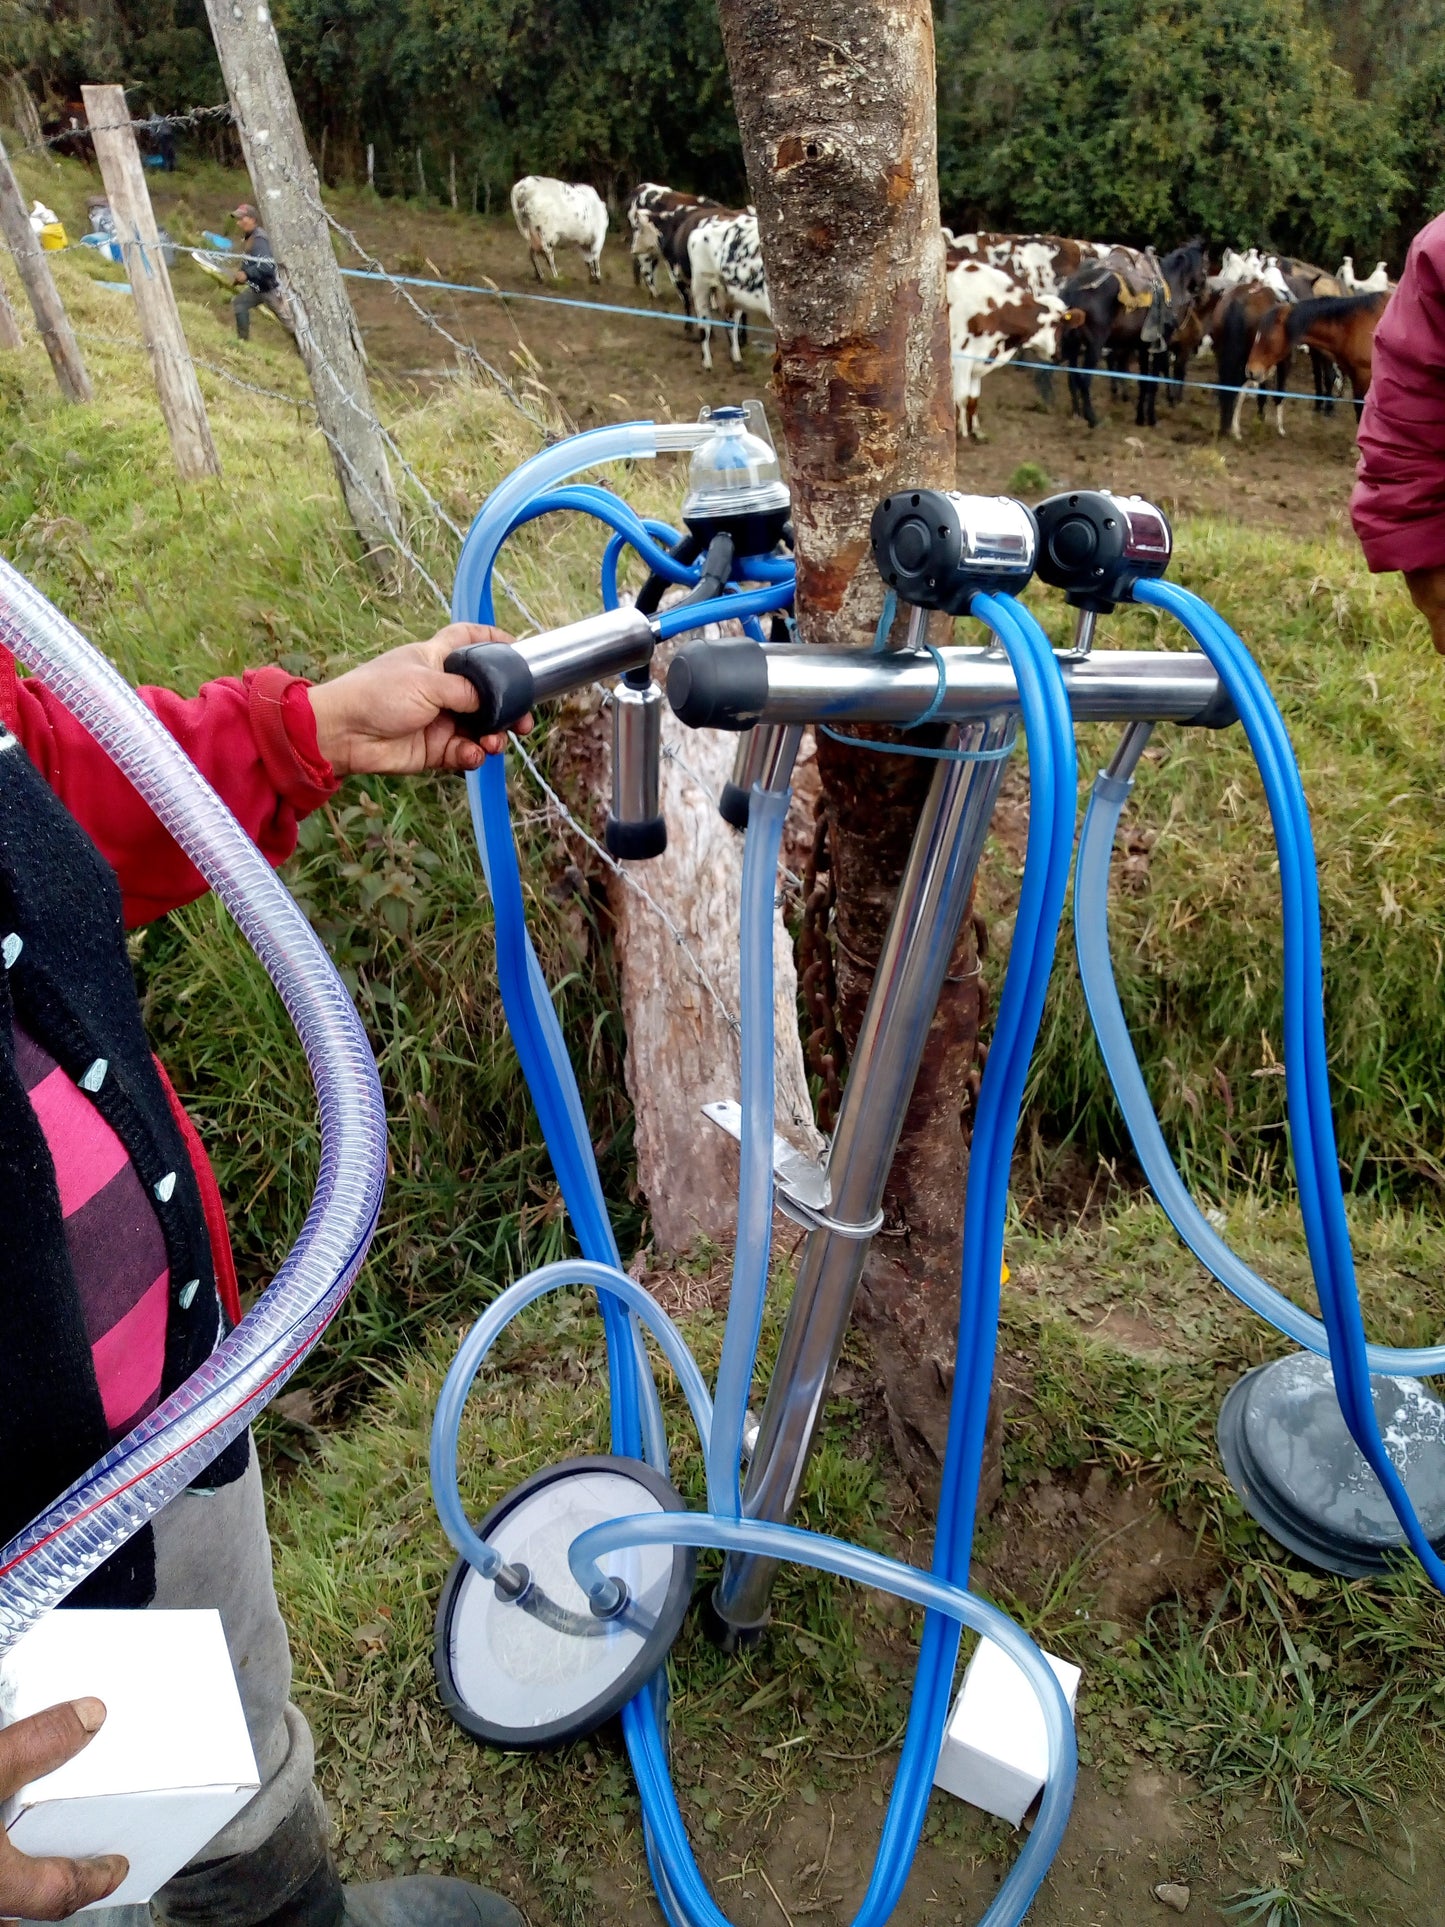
[0, 1609, 259, 1908]
[933, 1636, 1081, 1827]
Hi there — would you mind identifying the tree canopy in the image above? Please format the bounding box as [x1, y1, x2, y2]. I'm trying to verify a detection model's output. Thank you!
[5, 0, 1440, 261]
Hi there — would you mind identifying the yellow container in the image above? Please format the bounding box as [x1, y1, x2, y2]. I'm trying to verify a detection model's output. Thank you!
[38, 221, 68, 251]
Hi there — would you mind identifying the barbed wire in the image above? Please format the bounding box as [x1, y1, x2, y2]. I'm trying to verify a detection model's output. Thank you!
[18, 200, 755, 1027]
[312, 205, 554, 435]
[15, 102, 235, 157]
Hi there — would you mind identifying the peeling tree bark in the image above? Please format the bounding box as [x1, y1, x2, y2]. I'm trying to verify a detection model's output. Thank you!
[607, 653, 822, 1255]
[715, 0, 990, 1494]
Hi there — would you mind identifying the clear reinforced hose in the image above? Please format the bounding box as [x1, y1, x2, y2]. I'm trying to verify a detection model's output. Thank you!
[0, 556, 386, 1653]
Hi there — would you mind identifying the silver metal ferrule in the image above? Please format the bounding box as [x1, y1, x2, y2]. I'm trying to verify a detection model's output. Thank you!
[1069, 608, 1098, 657]
[757, 723, 803, 792]
[715, 644, 1223, 728]
[610, 678, 663, 826]
[727, 725, 778, 799]
[518, 607, 656, 707]
[1103, 718, 1154, 784]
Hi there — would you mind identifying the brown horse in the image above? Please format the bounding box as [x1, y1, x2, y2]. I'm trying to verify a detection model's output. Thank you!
[1245, 291, 1390, 408]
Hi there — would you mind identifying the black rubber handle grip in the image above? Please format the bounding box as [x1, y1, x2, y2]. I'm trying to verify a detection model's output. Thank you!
[666, 639, 770, 731]
[445, 644, 537, 739]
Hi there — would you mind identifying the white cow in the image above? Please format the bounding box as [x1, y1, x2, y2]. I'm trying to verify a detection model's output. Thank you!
[687, 212, 770, 370]
[510, 176, 608, 283]
[946, 257, 1079, 440]
[1339, 255, 1390, 294]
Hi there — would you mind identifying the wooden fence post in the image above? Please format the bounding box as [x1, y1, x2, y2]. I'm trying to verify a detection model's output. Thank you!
[0, 131, 92, 401]
[0, 279, 23, 353]
[82, 85, 220, 481]
[199, 0, 400, 571]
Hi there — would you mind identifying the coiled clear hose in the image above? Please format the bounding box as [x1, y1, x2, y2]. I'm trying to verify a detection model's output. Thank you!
[0, 556, 387, 1653]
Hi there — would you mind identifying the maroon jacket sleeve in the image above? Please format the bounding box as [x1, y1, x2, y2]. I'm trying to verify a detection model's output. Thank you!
[0, 652, 339, 926]
[1350, 214, 1445, 574]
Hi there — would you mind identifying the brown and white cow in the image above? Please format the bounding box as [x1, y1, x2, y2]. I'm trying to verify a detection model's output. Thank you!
[946, 251, 1082, 441]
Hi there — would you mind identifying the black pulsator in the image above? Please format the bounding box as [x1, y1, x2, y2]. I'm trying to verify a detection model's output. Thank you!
[868, 488, 1038, 612]
[1031, 490, 1172, 613]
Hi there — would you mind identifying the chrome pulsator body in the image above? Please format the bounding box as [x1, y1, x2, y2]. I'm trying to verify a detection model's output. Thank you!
[869, 488, 1038, 611]
[1033, 490, 1172, 612]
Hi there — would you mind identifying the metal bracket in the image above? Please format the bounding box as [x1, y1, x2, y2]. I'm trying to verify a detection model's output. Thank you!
[702, 1099, 831, 1215]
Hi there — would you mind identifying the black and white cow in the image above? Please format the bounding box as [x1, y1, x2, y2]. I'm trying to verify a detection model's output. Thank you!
[627, 184, 725, 334]
[685, 211, 770, 370]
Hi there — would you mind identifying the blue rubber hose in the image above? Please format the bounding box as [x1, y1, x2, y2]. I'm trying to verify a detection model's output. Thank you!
[1131, 577, 1445, 1593]
[438, 433, 1078, 1926]
[856, 590, 1079, 1926]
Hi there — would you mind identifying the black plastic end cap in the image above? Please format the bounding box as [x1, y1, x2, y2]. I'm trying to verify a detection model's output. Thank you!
[605, 813, 668, 861]
[445, 643, 537, 739]
[666, 639, 769, 731]
[718, 781, 750, 830]
[700, 1584, 769, 1655]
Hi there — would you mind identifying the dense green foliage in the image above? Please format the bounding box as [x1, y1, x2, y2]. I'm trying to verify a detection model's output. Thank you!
[6, 0, 1443, 256]
[935, 0, 1406, 262]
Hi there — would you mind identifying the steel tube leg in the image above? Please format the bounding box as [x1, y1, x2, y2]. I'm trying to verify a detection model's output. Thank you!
[711, 710, 1018, 1641]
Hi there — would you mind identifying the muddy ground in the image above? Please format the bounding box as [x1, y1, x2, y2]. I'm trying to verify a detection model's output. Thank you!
[150, 184, 1364, 541]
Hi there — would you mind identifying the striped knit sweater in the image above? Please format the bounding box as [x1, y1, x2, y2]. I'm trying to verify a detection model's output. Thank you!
[0, 727, 247, 1608]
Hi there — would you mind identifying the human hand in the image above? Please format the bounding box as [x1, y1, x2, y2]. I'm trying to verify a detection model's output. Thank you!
[0, 1698, 127, 1919]
[307, 625, 533, 777]
[1405, 565, 1445, 654]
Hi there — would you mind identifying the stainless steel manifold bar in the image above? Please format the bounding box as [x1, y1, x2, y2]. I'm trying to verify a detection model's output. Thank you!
[666, 640, 1236, 732]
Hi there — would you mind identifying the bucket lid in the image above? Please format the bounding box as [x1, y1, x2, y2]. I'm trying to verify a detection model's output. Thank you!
[1217, 1351, 1445, 1576]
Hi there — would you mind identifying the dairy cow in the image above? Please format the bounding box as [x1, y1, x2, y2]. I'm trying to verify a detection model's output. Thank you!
[946, 252, 1082, 440]
[627, 185, 726, 335]
[510, 176, 608, 283]
[685, 211, 770, 370]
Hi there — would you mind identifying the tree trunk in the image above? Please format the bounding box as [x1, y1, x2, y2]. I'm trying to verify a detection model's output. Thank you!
[715, 0, 989, 1492]
[605, 658, 822, 1255]
[0, 132, 91, 401]
[83, 86, 220, 480]
[200, 0, 400, 573]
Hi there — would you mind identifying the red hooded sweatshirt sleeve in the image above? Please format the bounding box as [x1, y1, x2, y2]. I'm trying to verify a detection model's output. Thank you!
[1350, 213, 1445, 574]
[0, 652, 338, 925]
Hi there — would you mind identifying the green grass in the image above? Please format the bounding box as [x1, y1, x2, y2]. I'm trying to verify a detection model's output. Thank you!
[993, 538, 1445, 1206]
[259, 1200, 1445, 1923]
[1, 145, 693, 1375]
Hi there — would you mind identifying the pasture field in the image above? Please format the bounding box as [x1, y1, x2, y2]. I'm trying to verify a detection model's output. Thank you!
[6, 150, 1445, 1925]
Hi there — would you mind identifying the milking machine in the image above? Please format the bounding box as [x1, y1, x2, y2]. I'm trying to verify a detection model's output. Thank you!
[429, 405, 1445, 1921]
